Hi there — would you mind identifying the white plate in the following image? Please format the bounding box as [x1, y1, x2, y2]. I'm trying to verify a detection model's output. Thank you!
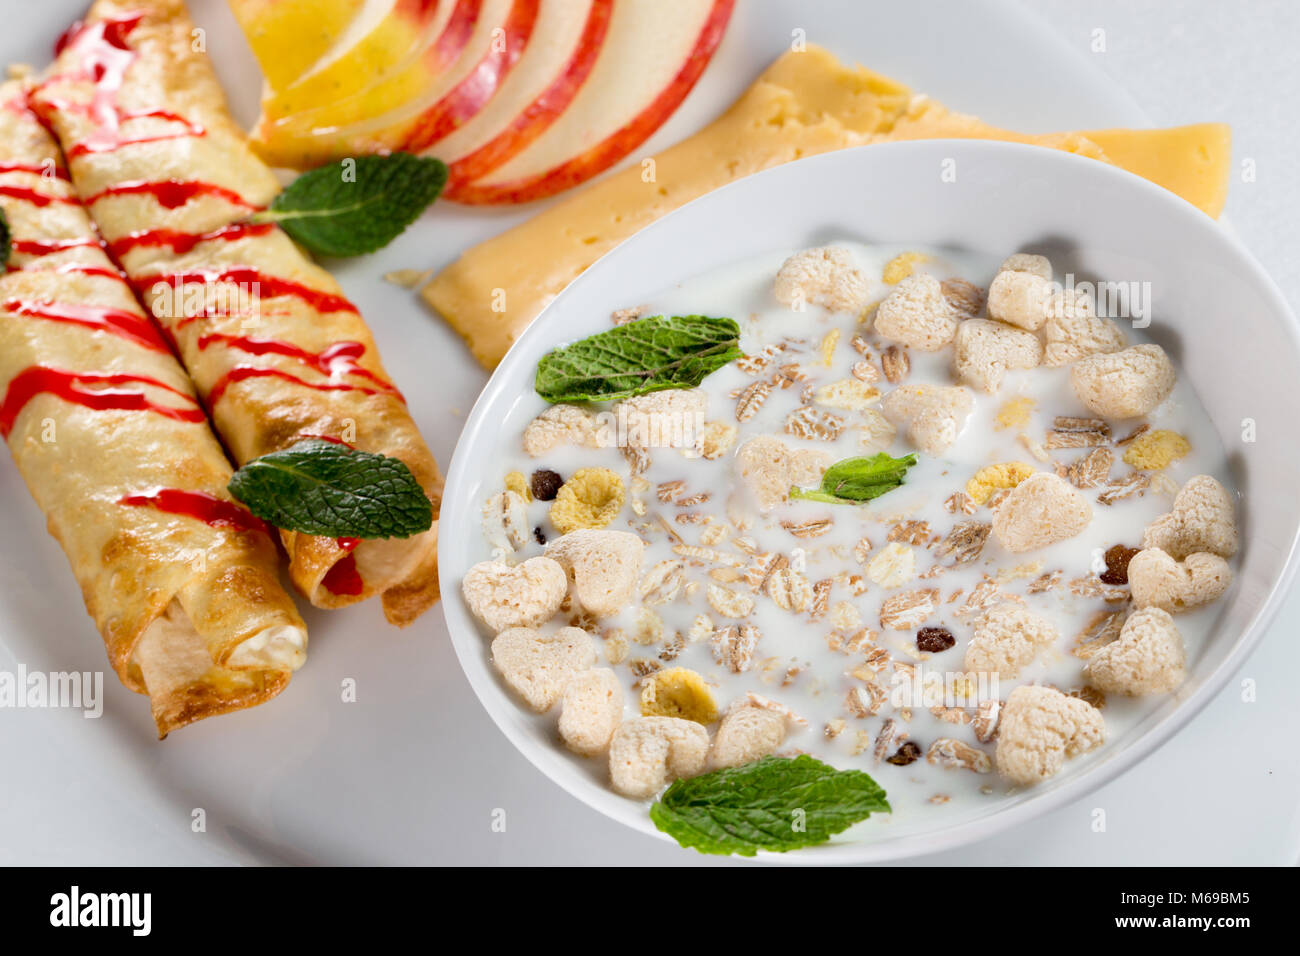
[6, 0, 1246, 865]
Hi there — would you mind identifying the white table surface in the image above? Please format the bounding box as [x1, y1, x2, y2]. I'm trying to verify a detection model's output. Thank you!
[0, 0, 1296, 866]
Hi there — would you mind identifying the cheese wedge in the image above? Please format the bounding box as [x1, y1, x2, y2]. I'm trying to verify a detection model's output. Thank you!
[425, 46, 1231, 369]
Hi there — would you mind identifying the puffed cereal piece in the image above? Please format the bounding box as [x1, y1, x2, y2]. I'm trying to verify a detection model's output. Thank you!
[966, 461, 1037, 505]
[991, 472, 1092, 553]
[1000, 253, 1053, 280]
[873, 274, 961, 351]
[550, 468, 626, 533]
[522, 404, 605, 456]
[1084, 606, 1186, 696]
[995, 685, 1105, 785]
[559, 668, 624, 756]
[772, 246, 871, 314]
[1127, 548, 1231, 613]
[710, 706, 787, 768]
[1142, 475, 1238, 559]
[987, 269, 1053, 331]
[609, 717, 710, 798]
[1122, 429, 1190, 470]
[952, 318, 1043, 393]
[462, 557, 567, 632]
[640, 667, 719, 724]
[1043, 289, 1126, 367]
[613, 388, 708, 449]
[964, 602, 1059, 678]
[1069, 344, 1176, 419]
[545, 529, 644, 617]
[491, 626, 597, 712]
[735, 436, 830, 512]
[880, 384, 975, 455]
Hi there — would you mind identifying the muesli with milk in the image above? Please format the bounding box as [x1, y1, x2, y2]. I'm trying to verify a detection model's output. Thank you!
[460, 242, 1238, 855]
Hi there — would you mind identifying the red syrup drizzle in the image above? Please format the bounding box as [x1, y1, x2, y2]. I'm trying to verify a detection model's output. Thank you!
[3, 299, 169, 352]
[196, 333, 403, 406]
[134, 267, 360, 320]
[0, 367, 204, 439]
[118, 487, 271, 536]
[108, 221, 273, 258]
[40, 14, 205, 160]
[8, 236, 100, 257]
[0, 161, 70, 181]
[85, 179, 258, 210]
[0, 184, 77, 207]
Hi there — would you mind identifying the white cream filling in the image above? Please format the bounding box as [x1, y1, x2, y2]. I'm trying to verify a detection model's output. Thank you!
[227, 624, 308, 671]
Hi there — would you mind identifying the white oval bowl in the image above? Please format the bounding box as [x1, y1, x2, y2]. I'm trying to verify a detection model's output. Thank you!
[438, 140, 1300, 862]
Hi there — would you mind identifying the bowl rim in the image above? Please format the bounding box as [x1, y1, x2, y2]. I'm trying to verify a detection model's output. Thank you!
[437, 138, 1300, 863]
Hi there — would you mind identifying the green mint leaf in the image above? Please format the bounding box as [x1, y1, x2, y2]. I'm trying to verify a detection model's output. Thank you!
[254, 153, 447, 257]
[650, 755, 890, 856]
[0, 209, 10, 267]
[535, 315, 742, 403]
[790, 452, 918, 505]
[227, 439, 432, 538]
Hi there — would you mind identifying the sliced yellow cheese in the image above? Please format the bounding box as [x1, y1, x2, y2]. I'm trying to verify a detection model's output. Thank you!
[885, 95, 1110, 160]
[425, 46, 1231, 369]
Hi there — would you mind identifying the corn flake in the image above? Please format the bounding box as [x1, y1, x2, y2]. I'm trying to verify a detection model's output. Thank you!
[550, 467, 625, 533]
[1122, 429, 1190, 470]
[966, 462, 1036, 505]
[640, 667, 719, 723]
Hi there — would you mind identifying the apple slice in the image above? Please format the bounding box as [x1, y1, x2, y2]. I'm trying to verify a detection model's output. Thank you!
[229, 0, 368, 93]
[252, 0, 479, 167]
[428, 0, 613, 185]
[257, 0, 452, 124]
[449, 0, 734, 204]
[254, 0, 534, 169]
[392, 0, 543, 152]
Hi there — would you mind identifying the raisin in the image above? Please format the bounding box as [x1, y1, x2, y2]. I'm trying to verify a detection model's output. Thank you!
[886, 741, 922, 766]
[1100, 544, 1140, 585]
[533, 527, 546, 546]
[530, 468, 564, 501]
[916, 626, 955, 653]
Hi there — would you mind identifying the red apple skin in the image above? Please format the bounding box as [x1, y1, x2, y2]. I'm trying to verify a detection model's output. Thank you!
[441, 0, 614, 191]
[425, 0, 482, 75]
[447, 0, 735, 205]
[400, 0, 542, 153]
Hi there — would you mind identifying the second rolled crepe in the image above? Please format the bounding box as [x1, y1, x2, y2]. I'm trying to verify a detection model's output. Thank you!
[30, 0, 443, 625]
[0, 80, 306, 736]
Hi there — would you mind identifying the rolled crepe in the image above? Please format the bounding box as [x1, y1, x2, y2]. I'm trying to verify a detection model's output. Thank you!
[31, 0, 443, 625]
[0, 80, 307, 736]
